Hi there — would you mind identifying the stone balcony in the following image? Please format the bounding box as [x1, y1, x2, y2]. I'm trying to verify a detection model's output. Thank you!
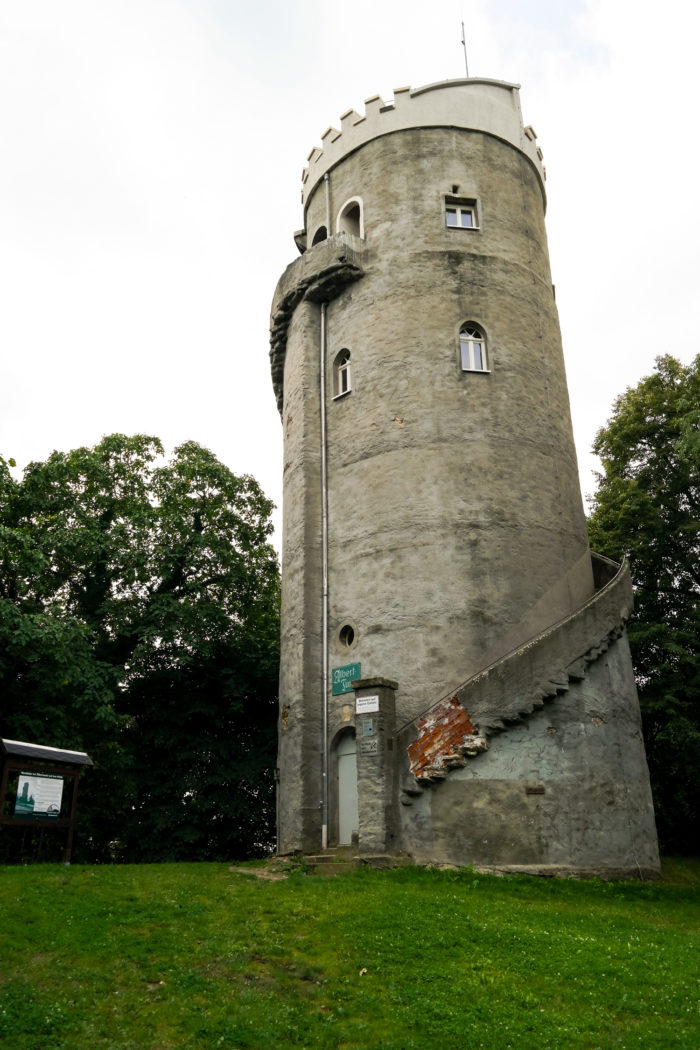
[269, 233, 366, 414]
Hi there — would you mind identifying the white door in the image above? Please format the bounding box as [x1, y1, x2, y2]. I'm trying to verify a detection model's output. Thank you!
[337, 732, 359, 845]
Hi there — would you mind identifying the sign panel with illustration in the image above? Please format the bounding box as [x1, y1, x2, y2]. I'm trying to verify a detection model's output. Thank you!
[14, 772, 64, 820]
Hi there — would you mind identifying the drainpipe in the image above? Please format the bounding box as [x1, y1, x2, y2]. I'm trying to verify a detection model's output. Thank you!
[320, 301, 330, 850]
[324, 172, 331, 238]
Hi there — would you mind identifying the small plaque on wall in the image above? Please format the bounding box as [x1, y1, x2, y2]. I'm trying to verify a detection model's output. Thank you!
[356, 695, 379, 714]
[332, 663, 361, 695]
[360, 738, 378, 755]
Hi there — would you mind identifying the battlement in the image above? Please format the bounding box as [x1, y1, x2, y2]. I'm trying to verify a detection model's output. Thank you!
[301, 78, 546, 208]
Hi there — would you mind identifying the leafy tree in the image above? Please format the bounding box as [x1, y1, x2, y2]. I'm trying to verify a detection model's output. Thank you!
[0, 436, 280, 862]
[587, 355, 700, 853]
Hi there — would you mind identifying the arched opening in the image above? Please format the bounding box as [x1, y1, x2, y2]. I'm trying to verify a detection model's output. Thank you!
[311, 225, 328, 245]
[333, 349, 352, 398]
[333, 729, 359, 846]
[459, 323, 489, 372]
[336, 197, 363, 239]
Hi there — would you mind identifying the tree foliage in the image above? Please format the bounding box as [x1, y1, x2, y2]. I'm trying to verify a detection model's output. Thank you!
[587, 355, 700, 852]
[0, 435, 280, 862]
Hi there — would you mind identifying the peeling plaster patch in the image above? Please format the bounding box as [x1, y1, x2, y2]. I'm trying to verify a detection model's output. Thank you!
[407, 696, 487, 782]
[281, 704, 290, 729]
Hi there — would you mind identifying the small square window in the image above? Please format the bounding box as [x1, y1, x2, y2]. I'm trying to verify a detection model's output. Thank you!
[445, 197, 479, 230]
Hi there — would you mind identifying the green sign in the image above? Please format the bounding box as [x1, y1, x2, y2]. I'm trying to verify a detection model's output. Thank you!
[332, 662, 361, 696]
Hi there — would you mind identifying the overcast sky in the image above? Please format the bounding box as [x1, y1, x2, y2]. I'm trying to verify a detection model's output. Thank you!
[1, 0, 698, 551]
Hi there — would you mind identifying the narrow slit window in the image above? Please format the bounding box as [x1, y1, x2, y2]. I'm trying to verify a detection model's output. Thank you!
[460, 324, 489, 373]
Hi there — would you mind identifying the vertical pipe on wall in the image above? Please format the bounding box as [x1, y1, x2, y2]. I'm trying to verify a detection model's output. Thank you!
[320, 301, 329, 850]
[324, 172, 331, 237]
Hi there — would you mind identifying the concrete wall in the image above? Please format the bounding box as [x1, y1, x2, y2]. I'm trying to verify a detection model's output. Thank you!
[304, 123, 593, 721]
[271, 80, 655, 870]
[301, 79, 546, 207]
[398, 632, 659, 877]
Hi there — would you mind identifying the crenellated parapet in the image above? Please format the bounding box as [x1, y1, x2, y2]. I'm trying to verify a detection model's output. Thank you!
[301, 78, 546, 208]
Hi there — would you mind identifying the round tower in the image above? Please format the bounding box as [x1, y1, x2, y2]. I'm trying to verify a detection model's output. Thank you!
[271, 79, 657, 874]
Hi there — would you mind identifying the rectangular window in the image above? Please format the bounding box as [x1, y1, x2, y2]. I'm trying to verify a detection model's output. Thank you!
[445, 196, 479, 230]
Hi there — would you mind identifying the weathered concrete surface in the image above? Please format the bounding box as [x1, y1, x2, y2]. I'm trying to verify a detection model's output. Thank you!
[276, 83, 592, 853]
[399, 554, 635, 759]
[275, 300, 324, 853]
[270, 235, 365, 414]
[301, 123, 594, 738]
[398, 631, 659, 877]
[301, 79, 546, 207]
[353, 678, 398, 855]
[272, 79, 657, 872]
[396, 557, 659, 875]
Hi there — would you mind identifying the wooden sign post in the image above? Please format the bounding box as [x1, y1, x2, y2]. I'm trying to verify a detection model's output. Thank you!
[0, 739, 93, 864]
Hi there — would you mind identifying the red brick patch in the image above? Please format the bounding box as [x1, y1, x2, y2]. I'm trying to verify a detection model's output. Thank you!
[407, 696, 486, 779]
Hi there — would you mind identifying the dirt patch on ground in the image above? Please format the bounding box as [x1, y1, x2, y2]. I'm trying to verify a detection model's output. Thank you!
[229, 856, 302, 881]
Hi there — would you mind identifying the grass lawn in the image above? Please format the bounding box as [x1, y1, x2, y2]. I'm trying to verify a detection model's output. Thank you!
[0, 858, 698, 1049]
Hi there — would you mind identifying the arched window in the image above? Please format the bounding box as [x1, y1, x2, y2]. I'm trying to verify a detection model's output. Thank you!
[311, 225, 328, 245]
[459, 324, 489, 372]
[333, 349, 352, 398]
[336, 197, 364, 239]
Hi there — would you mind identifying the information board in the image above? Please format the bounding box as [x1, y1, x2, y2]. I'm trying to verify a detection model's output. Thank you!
[14, 772, 64, 819]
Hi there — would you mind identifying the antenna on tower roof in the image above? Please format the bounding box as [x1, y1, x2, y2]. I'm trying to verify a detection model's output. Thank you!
[459, 2, 470, 76]
[459, 20, 470, 76]
[460, 16, 470, 77]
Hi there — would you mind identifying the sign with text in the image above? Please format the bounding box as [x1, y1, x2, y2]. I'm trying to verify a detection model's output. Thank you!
[14, 772, 64, 820]
[331, 662, 361, 696]
[356, 695, 379, 714]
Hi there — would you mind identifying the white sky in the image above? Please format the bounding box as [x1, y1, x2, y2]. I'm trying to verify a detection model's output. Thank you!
[1, 0, 698, 552]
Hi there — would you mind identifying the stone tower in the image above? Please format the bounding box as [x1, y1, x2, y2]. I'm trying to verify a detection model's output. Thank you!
[270, 79, 659, 877]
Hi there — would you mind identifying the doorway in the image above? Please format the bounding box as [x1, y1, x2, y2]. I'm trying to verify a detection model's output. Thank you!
[336, 730, 359, 845]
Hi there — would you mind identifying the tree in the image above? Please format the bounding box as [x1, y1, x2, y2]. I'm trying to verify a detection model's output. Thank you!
[587, 355, 700, 852]
[0, 435, 280, 862]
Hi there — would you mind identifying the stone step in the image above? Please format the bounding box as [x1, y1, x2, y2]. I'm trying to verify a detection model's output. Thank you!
[307, 860, 361, 876]
[302, 851, 413, 876]
[305, 848, 358, 863]
[304, 851, 361, 876]
[304, 849, 357, 860]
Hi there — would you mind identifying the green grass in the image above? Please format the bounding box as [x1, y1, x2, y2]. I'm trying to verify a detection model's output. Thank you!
[0, 859, 698, 1049]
